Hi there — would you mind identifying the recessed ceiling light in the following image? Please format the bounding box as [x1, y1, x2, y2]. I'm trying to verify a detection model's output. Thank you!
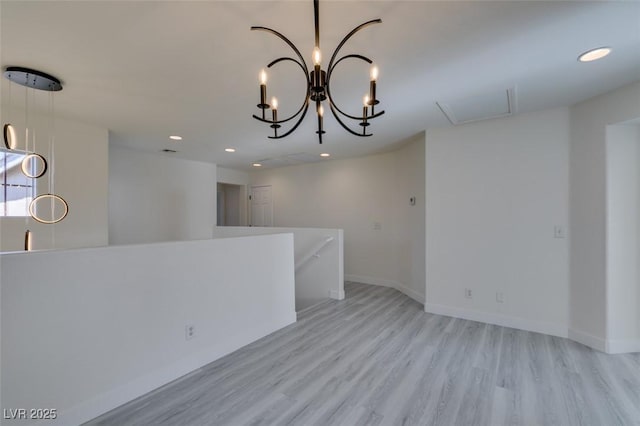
[169, 135, 182, 141]
[578, 47, 612, 62]
[252, 163, 262, 167]
[225, 148, 236, 153]
[320, 153, 330, 157]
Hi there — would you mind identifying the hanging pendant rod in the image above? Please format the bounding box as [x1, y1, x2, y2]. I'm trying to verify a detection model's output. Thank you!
[314, 0, 320, 48]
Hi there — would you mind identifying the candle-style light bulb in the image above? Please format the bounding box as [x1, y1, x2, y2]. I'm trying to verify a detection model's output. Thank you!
[270, 97, 279, 136]
[369, 66, 378, 114]
[362, 92, 370, 136]
[258, 69, 268, 118]
[370, 65, 379, 82]
[311, 47, 324, 90]
[316, 102, 324, 143]
[362, 95, 369, 120]
[313, 47, 322, 66]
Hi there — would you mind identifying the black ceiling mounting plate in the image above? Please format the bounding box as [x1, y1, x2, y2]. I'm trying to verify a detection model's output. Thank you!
[3, 66, 62, 91]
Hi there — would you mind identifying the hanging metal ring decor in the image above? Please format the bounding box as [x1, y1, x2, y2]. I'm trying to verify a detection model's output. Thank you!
[3, 123, 17, 149]
[28, 194, 69, 224]
[20, 153, 48, 179]
[3, 66, 69, 232]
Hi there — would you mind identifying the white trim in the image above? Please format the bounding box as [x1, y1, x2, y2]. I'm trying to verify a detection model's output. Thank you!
[395, 283, 425, 305]
[568, 328, 607, 352]
[329, 289, 345, 300]
[424, 302, 568, 338]
[346, 276, 629, 351]
[345, 274, 425, 305]
[345, 274, 396, 289]
[606, 338, 640, 354]
[337, 229, 345, 302]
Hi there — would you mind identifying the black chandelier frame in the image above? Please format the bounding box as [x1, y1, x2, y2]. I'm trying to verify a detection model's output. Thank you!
[252, 0, 385, 144]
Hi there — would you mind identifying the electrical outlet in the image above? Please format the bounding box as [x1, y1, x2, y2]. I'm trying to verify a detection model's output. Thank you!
[554, 225, 565, 239]
[373, 222, 382, 230]
[496, 292, 505, 303]
[464, 288, 473, 299]
[185, 324, 195, 340]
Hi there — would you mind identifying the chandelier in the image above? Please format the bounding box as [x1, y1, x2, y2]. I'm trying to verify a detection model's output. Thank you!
[252, 0, 385, 144]
[3, 66, 68, 250]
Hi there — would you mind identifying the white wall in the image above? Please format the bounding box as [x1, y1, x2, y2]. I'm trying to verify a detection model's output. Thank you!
[426, 108, 570, 337]
[606, 124, 640, 352]
[393, 138, 426, 303]
[109, 145, 216, 245]
[570, 81, 640, 351]
[217, 166, 249, 186]
[1, 234, 296, 426]
[0, 117, 109, 252]
[213, 226, 344, 310]
[249, 134, 426, 303]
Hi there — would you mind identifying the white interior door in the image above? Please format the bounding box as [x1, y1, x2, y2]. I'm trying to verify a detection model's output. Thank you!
[251, 185, 273, 227]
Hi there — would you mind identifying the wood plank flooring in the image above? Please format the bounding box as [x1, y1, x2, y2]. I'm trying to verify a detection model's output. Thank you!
[86, 282, 640, 426]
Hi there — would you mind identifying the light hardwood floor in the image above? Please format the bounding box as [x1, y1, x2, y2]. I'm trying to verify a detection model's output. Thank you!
[87, 282, 640, 426]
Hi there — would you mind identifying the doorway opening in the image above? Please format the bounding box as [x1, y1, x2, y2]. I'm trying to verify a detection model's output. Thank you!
[217, 183, 247, 226]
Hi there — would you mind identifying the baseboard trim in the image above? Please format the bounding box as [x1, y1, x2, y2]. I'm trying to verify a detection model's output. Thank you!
[568, 328, 607, 352]
[329, 289, 345, 300]
[345, 276, 628, 351]
[395, 283, 425, 305]
[345, 274, 425, 305]
[605, 338, 640, 354]
[45, 314, 297, 426]
[424, 302, 568, 338]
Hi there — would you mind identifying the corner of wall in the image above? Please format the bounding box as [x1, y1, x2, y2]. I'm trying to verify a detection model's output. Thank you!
[569, 81, 640, 353]
[345, 274, 425, 305]
[568, 328, 607, 353]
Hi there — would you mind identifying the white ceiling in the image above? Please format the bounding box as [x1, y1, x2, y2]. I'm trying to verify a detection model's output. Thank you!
[1, 1, 639, 170]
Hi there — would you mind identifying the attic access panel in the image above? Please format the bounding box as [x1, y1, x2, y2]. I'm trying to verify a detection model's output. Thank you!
[437, 88, 516, 125]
